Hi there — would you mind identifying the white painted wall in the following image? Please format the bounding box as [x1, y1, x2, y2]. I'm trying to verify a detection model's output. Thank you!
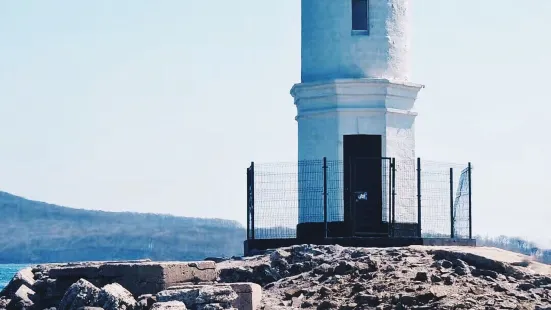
[293, 0, 421, 224]
[301, 0, 411, 83]
[291, 79, 422, 223]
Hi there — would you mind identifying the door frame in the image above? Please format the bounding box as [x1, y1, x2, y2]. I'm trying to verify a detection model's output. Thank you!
[348, 156, 393, 236]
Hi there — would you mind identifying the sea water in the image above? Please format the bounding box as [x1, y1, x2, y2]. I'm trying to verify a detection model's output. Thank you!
[0, 264, 28, 291]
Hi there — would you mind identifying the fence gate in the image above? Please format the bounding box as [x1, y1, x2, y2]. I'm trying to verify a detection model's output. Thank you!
[348, 157, 392, 236]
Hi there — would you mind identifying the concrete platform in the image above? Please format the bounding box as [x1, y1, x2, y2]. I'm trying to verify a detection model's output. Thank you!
[46, 260, 217, 296]
[244, 237, 476, 256]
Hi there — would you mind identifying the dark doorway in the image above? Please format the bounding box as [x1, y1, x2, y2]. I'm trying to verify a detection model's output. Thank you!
[343, 135, 385, 235]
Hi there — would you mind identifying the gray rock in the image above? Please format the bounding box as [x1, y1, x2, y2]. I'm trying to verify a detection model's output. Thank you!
[454, 266, 469, 276]
[0, 298, 10, 308]
[196, 304, 235, 310]
[317, 300, 339, 309]
[150, 301, 187, 310]
[7, 285, 35, 310]
[195, 286, 238, 305]
[313, 264, 334, 276]
[430, 274, 442, 283]
[334, 261, 355, 275]
[137, 294, 156, 309]
[414, 271, 429, 282]
[269, 249, 291, 262]
[58, 279, 101, 310]
[472, 269, 499, 279]
[518, 283, 537, 291]
[443, 275, 455, 285]
[157, 289, 198, 308]
[97, 283, 137, 310]
[355, 293, 380, 306]
[441, 260, 453, 269]
[157, 286, 237, 309]
[398, 294, 416, 306]
[0, 268, 36, 299]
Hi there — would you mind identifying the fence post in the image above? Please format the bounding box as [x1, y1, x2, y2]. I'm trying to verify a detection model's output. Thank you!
[388, 159, 392, 237]
[246, 167, 251, 240]
[468, 162, 473, 239]
[417, 158, 422, 238]
[250, 162, 255, 240]
[450, 167, 454, 239]
[391, 158, 396, 236]
[323, 157, 328, 238]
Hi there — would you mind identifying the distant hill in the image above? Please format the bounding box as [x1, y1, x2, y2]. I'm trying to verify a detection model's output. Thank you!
[0, 191, 245, 263]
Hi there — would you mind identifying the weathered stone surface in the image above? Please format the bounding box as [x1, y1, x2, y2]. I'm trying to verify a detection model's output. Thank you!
[157, 289, 198, 308]
[46, 261, 216, 297]
[196, 304, 236, 310]
[165, 283, 260, 310]
[221, 245, 551, 310]
[0, 268, 35, 299]
[58, 279, 100, 310]
[157, 286, 237, 309]
[0, 297, 10, 308]
[225, 283, 261, 310]
[97, 283, 136, 310]
[195, 286, 237, 305]
[137, 294, 157, 309]
[6, 284, 35, 310]
[150, 301, 187, 310]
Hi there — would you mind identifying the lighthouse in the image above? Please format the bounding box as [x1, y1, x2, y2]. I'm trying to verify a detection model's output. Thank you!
[291, 0, 423, 235]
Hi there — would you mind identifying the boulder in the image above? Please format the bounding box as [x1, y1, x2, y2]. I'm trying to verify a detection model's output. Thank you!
[0, 268, 35, 299]
[0, 297, 10, 308]
[137, 294, 157, 309]
[58, 279, 101, 310]
[150, 301, 187, 310]
[269, 249, 291, 262]
[196, 304, 235, 310]
[165, 283, 260, 310]
[97, 283, 137, 310]
[195, 286, 237, 305]
[6, 285, 35, 310]
[414, 271, 429, 282]
[157, 286, 237, 309]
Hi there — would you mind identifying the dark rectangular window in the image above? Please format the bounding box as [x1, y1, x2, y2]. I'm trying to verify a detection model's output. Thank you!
[352, 0, 369, 31]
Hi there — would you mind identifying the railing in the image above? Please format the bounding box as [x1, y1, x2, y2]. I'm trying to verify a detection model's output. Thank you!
[246, 157, 472, 241]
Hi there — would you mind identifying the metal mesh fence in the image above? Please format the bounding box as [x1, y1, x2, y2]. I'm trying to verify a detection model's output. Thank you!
[251, 162, 301, 239]
[247, 158, 472, 240]
[453, 166, 471, 239]
[392, 159, 418, 237]
[420, 161, 471, 238]
[326, 160, 344, 223]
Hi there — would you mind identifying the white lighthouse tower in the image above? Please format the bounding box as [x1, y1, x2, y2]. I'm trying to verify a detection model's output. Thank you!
[291, 0, 423, 233]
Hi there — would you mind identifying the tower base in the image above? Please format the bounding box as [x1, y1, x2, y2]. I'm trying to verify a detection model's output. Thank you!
[244, 237, 476, 256]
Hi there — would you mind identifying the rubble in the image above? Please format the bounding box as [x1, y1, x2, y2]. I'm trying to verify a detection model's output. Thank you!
[0, 245, 549, 310]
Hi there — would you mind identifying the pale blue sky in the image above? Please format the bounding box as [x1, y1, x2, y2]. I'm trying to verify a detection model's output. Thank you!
[1, 1, 550, 247]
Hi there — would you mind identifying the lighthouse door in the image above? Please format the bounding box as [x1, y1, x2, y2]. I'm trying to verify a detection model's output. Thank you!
[343, 135, 387, 236]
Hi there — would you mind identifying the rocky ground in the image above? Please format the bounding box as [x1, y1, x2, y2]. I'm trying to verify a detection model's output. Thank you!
[1, 245, 550, 310]
[217, 245, 551, 310]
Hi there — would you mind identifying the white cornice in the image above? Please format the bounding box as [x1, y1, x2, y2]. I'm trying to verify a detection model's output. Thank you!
[295, 107, 418, 120]
[290, 78, 424, 104]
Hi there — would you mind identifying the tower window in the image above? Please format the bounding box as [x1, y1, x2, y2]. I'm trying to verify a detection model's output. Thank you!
[352, 0, 369, 32]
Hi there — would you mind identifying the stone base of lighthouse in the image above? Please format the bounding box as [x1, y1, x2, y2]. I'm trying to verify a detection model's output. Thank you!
[290, 78, 423, 239]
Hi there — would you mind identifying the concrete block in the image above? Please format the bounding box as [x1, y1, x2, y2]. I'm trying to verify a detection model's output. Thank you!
[226, 283, 261, 310]
[47, 261, 217, 297]
[166, 283, 261, 310]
